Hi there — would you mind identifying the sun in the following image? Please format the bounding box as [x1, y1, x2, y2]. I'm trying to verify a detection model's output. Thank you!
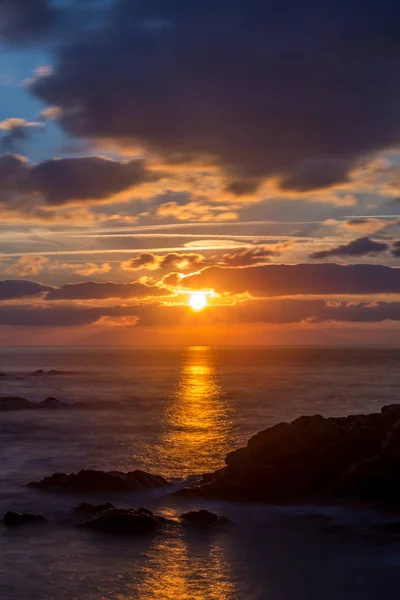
[189, 291, 208, 311]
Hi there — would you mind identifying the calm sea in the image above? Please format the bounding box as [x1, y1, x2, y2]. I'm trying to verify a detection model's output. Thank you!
[0, 346, 399, 599]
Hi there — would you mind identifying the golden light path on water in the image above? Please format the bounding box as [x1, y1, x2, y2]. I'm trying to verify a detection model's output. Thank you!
[134, 347, 239, 599]
[136, 535, 237, 599]
[158, 346, 237, 477]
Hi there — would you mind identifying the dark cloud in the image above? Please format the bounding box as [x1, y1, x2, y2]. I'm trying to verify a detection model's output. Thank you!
[0, 280, 50, 300]
[0, 154, 163, 207]
[392, 241, 400, 258]
[222, 247, 278, 267]
[180, 263, 400, 296]
[0, 0, 55, 45]
[2, 298, 400, 328]
[121, 247, 279, 273]
[46, 280, 169, 300]
[28, 0, 400, 192]
[310, 237, 389, 259]
[120, 253, 159, 271]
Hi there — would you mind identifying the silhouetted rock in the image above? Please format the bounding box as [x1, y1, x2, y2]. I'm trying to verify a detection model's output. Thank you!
[27, 469, 169, 493]
[30, 369, 44, 376]
[176, 404, 400, 506]
[0, 396, 69, 411]
[80, 507, 168, 533]
[180, 510, 232, 528]
[47, 370, 63, 376]
[2, 511, 46, 527]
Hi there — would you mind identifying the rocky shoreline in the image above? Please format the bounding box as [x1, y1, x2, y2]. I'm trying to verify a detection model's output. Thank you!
[176, 403, 400, 506]
[3, 403, 400, 538]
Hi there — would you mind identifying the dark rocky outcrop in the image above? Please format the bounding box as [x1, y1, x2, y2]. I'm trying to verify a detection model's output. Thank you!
[30, 369, 44, 376]
[176, 404, 400, 506]
[80, 507, 169, 533]
[2, 511, 46, 528]
[179, 510, 232, 528]
[0, 396, 69, 411]
[27, 469, 169, 493]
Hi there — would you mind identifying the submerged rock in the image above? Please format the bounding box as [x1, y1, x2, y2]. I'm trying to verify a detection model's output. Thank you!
[176, 404, 400, 506]
[180, 510, 232, 528]
[0, 396, 69, 411]
[27, 469, 169, 493]
[80, 507, 168, 533]
[2, 511, 46, 528]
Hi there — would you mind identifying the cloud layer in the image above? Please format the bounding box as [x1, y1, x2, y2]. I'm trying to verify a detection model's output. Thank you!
[26, 0, 400, 193]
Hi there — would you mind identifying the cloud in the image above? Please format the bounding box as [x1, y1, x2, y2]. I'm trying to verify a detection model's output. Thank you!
[45, 280, 169, 300]
[72, 263, 112, 277]
[0, 0, 56, 45]
[120, 253, 160, 271]
[0, 118, 43, 151]
[179, 263, 400, 297]
[155, 200, 238, 222]
[6, 255, 48, 276]
[0, 280, 50, 301]
[39, 106, 62, 121]
[120, 247, 280, 273]
[221, 246, 279, 267]
[392, 241, 400, 258]
[27, 0, 400, 193]
[0, 154, 164, 209]
[3, 298, 400, 328]
[310, 237, 389, 260]
[344, 218, 391, 234]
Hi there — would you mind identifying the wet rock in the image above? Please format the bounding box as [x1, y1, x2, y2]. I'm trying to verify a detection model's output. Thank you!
[176, 404, 400, 506]
[80, 507, 168, 533]
[26, 469, 169, 493]
[180, 510, 232, 528]
[2, 511, 46, 528]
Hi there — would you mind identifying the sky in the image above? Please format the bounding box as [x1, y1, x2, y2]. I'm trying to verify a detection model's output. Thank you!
[0, 0, 400, 346]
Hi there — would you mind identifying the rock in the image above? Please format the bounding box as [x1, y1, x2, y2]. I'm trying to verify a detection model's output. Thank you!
[42, 397, 66, 408]
[0, 397, 33, 411]
[47, 370, 62, 376]
[30, 369, 44, 376]
[180, 510, 232, 528]
[176, 404, 400, 506]
[80, 507, 168, 533]
[0, 396, 68, 411]
[27, 469, 169, 493]
[2, 511, 46, 527]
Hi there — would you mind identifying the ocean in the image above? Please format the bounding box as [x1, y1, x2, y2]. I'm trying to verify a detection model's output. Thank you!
[0, 346, 400, 599]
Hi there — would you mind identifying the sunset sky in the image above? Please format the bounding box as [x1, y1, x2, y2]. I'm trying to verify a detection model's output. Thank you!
[1, 0, 400, 345]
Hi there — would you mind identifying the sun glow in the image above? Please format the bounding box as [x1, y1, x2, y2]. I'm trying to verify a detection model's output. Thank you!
[189, 291, 207, 311]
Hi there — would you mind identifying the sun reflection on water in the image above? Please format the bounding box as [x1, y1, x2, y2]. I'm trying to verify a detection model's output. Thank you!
[158, 346, 237, 477]
[136, 532, 238, 599]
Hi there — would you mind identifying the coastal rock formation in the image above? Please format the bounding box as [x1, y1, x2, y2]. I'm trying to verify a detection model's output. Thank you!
[0, 397, 69, 411]
[180, 510, 232, 528]
[177, 404, 400, 505]
[27, 469, 169, 493]
[2, 511, 46, 527]
[80, 507, 169, 533]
